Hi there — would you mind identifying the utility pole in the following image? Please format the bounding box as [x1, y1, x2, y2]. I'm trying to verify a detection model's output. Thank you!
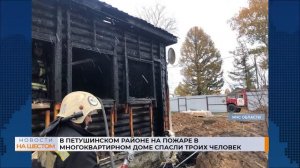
[254, 56, 259, 89]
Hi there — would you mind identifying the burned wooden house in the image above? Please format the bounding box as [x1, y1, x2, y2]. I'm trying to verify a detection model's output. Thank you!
[32, 0, 177, 138]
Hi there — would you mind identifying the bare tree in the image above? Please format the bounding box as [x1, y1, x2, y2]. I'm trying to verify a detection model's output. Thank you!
[138, 3, 177, 34]
[229, 0, 268, 69]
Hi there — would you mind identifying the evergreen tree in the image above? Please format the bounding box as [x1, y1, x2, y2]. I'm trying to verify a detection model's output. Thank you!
[229, 41, 256, 89]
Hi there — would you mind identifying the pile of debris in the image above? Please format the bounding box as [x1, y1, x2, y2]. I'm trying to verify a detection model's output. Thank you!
[181, 110, 213, 117]
[172, 112, 268, 168]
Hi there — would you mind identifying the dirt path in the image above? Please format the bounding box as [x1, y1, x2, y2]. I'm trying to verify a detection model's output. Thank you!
[171, 113, 268, 168]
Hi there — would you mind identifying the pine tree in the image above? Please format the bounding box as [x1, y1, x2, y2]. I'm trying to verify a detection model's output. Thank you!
[229, 41, 256, 89]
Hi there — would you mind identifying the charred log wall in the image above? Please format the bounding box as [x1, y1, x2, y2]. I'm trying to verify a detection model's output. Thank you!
[32, 0, 173, 137]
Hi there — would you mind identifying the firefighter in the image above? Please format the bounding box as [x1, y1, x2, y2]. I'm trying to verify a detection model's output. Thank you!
[32, 42, 48, 101]
[32, 91, 102, 168]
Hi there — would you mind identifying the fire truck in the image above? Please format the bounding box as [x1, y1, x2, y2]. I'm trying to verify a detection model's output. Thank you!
[226, 89, 248, 112]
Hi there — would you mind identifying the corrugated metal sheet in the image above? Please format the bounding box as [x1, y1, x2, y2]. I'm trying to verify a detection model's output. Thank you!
[207, 96, 227, 112]
[208, 104, 227, 112]
[207, 95, 226, 104]
[246, 91, 268, 111]
[187, 97, 207, 111]
[170, 95, 227, 113]
[170, 99, 179, 112]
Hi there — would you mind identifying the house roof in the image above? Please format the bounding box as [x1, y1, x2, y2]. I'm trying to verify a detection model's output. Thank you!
[71, 0, 177, 45]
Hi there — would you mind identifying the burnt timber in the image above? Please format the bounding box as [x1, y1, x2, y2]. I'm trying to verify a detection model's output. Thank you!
[32, 0, 177, 138]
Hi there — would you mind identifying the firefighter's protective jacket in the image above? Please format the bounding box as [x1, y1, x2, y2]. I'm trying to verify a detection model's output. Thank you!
[32, 121, 99, 168]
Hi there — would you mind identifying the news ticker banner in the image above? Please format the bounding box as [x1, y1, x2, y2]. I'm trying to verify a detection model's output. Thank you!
[15, 137, 269, 152]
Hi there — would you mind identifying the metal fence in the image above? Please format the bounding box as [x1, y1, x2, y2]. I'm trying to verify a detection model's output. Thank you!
[170, 91, 268, 113]
[246, 91, 268, 111]
[170, 95, 227, 113]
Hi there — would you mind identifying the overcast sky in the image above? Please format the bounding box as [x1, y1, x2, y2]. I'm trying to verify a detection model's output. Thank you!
[101, 0, 248, 94]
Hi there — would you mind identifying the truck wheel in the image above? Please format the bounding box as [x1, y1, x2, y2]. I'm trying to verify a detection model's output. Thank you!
[235, 107, 241, 113]
[227, 104, 236, 113]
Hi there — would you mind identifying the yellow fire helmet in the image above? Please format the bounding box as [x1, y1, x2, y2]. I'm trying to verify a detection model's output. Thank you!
[57, 91, 102, 124]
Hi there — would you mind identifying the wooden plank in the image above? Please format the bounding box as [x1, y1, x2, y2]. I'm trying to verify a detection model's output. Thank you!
[149, 103, 154, 137]
[116, 46, 124, 55]
[94, 47, 114, 55]
[126, 41, 138, 50]
[151, 41, 157, 106]
[113, 39, 119, 105]
[54, 5, 63, 102]
[32, 16, 56, 28]
[152, 43, 159, 59]
[32, 25, 56, 36]
[95, 42, 114, 51]
[32, 8, 56, 19]
[166, 87, 170, 130]
[96, 34, 116, 45]
[45, 110, 50, 127]
[70, 12, 91, 25]
[153, 58, 162, 63]
[93, 19, 96, 47]
[139, 39, 151, 47]
[71, 20, 91, 31]
[139, 45, 151, 53]
[110, 105, 115, 137]
[115, 117, 150, 126]
[32, 31, 56, 43]
[94, 20, 118, 33]
[72, 34, 93, 45]
[124, 34, 129, 102]
[140, 51, 151, 60]
[129, 106, 134, 137]
[124, 103, 129, 114]
[127, 56, 152, 64]
[95, 28, 123, 41]
[32, 103, 50, 110]
[126, 36, 138, 44]
[114, 103, 118, 123]
[138, 36, 141, 60]
[71, 26, 93, 37]
[160, 44, 166, 59]
[32, 0, 56, 11]
[54, 103, 60, 120]
[72, 42, 93, 51]
[114, 126, 131, 133]
[127, 48, 138, 58]
[67, 9, 72, 93]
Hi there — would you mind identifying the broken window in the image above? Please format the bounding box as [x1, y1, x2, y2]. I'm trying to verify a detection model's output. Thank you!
[72, 48, 114, 99]
[128, 59, 154, 98]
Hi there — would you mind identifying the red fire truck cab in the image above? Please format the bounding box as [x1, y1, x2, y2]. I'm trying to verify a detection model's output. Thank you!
[226, 89, 248, 112]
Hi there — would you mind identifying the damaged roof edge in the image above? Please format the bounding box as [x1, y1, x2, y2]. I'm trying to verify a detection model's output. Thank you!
[70, 0, 177, 45]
